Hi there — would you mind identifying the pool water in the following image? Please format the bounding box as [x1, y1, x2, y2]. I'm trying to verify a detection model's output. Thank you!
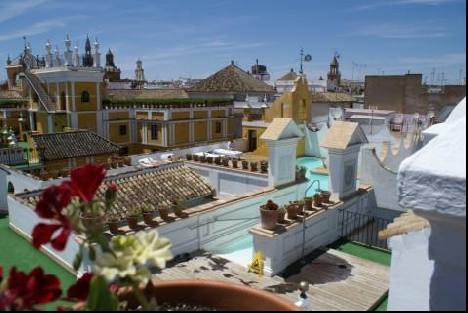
[211, 157, 330, 267]
[212, 233, 254, 268]
[297, 157, 330, 196]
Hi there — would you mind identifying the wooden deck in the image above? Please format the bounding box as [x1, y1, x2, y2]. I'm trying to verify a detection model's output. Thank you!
[154, 249, 389, 311]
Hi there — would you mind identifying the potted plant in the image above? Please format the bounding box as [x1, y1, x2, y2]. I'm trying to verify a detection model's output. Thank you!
[141, 205, 156, 225]
[4, 163, 298, 312]
[297, 200, 305, 216]
[158, 206, 170, 221]
[304, 196, 313, 211]
[215, 157, 222, 165]
[193, 154, 200, 162]
[222, 157, 230, 167]
[296, 166, 307, 180]
[232, 159, 239, 168]
[199, 155, 207, 163]
[126, 207, 141, 230]
[186, 154, 193, 161]
[278, 205, 287, 224]
[260, 161, 269, 173]
[241, 160, 249, 170]
[173, 198, 188, 219]
[260, 199, 279, 231]
[287, 202, 299, 220]
[321, 190, 332, 204]
[250, 161, 258, 172]
[313, 193, 323, 207]
[207, 156, 214, 164]
[107, 214, 121, 234]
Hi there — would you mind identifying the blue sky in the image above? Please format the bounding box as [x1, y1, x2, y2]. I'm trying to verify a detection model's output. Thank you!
[0, 0, 466, 83]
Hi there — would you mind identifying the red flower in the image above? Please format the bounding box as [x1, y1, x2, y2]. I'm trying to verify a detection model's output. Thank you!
[66, 273, 93, 302]
[33, 183, 73, 251]
[70, 164, 106, 203]
[0, 267, 61, 310]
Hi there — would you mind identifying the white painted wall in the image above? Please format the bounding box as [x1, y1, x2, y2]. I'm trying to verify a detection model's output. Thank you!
[388, 228, 433, 311]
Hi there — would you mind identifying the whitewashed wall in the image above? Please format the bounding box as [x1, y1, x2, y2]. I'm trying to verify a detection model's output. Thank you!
[388, 228, 434, 311]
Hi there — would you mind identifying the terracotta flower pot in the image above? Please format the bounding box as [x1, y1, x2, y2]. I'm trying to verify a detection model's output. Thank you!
[158, 208, 170, 221]
[321, 191, 331, 204]
[108, 221, 120, 234]
[186, 154, 193, 161]
[142, 211, 155, 225]
[287, 204, 298, 220]
[260, 207, 278, 231]
[126, 216, 140, 230]
[304, 197, 313, 211]
[193, 155, 200, 162]
[207, 157, 214, 164]
[80, 214, 106, 233]
[313, 194, 323, 207]
[232, 160, 238, 168]
[123, 280, 298, 311]
[241, 161, 249, 170]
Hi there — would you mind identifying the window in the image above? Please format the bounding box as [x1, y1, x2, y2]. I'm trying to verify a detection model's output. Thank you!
[151, 124, 158, 140]
[215, 121, 222, 134]
[81, 91, 90, 103]
[119, 125, 127, 136]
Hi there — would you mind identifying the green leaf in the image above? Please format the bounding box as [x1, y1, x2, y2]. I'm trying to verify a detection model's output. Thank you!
[86, 276, 119, 311]
[73, 250, 83, 271]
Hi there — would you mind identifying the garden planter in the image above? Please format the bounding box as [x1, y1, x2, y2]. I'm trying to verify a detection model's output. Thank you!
[241, 161, 249, 170]
[186, 154, 193, 161]
[304, 197, 313, 211]
[215, 158, 222, 165]
[313, 194, 323, 207]
[250, 162, 258, 172]
[126, 216, 140, 230]
[278, 209, 286, 224]
[260, 207, 278, 231]
[287, 204, 298, 220]
[158, 208, 170, 221]
[142, 212, 155, 225]
[222, 158, 230, 167]
[200, 156, 207, 163]
[321, 191, 331, 204]
[108, 221, 120, 234]
[232, 160, 238, 168]
[193, 155, 200, 162]
[123, 280, 298, 311]
[260, 161, 268, 173]
[80, 214, 106, 233]
[207, 157, 214, 164]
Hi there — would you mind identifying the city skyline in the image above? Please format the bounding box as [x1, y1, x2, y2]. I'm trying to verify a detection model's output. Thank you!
[0, 0, 466, 84]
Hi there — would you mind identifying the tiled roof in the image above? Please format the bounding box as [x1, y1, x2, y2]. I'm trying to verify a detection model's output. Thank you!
[278, 70, 298, 81]
[311, 92, 354, 103]
[190, 64, 275, 93]
[16, 162, 215, 219]
[320, 121, 368, 150]
[106, 88, 189, 101]
[379, 211, 430, 240]
[32, 130, 121, 161]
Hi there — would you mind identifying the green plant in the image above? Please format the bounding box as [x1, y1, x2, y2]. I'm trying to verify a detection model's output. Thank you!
[107, 214, 120, 223]
[126, 207, 141, 218]
[140, 205, 155, 214]
[261, 199, 279, 211]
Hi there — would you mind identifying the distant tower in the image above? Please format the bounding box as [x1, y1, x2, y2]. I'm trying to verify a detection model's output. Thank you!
[104, 49, 121, 81]
[64, 34, 73, 66]
[54, 46, 62, 66]
[82, 35, 94, 67]
[135, 59, 145, 82]
[327, 53, 341, 91]
[93, 38, 101, 67]
[73, 42, 80, 67]
[251, 59, 270, 81]
[45, 40, 53, 67]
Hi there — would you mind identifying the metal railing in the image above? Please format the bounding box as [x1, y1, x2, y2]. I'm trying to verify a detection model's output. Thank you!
[339, 209, 392, 250]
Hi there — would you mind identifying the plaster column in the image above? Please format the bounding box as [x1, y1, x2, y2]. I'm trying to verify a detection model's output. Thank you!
[265, 137, 301, 187]
[162, 124, 168, 147]
[71, 82, 76, 111]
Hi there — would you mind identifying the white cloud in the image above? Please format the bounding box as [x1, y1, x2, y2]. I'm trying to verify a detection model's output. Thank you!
[352, 0, 460, 11]
[0, 0, 51, 23]
[0, 16, 86, 42]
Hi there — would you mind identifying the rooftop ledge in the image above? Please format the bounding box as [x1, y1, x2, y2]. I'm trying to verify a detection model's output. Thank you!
[398, 100, 466, 217]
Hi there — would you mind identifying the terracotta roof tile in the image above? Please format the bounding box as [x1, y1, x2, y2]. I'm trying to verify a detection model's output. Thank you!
[190, 64, 275, 93]
[320, 121, 368, 150]
[106, 89, 189, 101]
[32, 130, 121, 161]
[312, 92, 354, 103]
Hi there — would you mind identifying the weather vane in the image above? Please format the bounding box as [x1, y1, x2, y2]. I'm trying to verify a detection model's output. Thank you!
[300, 48, 312, 75]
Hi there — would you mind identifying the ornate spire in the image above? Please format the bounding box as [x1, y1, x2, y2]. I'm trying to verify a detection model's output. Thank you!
[82, 34, 94, 67]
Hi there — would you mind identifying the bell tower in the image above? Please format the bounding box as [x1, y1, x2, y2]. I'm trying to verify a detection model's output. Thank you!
[327, 53, 341, 91]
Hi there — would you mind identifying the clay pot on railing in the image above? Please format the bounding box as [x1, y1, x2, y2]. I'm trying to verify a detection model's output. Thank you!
[232, 159, 239, 168]
[107, 216, 121, 234]
[286, 203, 298, 220]
[215, 157, 222, 165]
[304, 197, 313, 211]
[142, 210, 155, 226]
[158, 207, 170, 221]
[80, 213, 106, 233]
[321, 191, 331, 204]
[250, 162, 258, 172]
[222, 158, 230, 167]
[186, 154, 193, 161]
[126, 209, 140, 230]
[241, 160, 249, 170]
[278, 206, 287, 224]
[260, 206, 278, 231]
[200, 155, 207, 163]
[260, 161, 269, 173]
[193, 155, 200, 162]
[207, 157, 214, 164]
[313, 193, 323, 207]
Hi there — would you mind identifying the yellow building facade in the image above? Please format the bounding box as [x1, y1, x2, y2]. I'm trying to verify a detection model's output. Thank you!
[242, 76, 311, 157]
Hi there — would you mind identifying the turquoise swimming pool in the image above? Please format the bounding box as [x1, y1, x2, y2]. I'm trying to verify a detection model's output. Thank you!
[297, 157, 330, 196]
[211, 157, 330, 267]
